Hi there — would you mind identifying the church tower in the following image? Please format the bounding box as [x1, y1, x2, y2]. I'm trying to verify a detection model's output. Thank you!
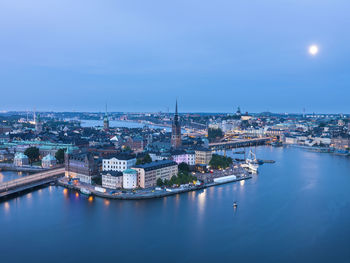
[103, 104, 109, 131]
[171, 100, 182, 149]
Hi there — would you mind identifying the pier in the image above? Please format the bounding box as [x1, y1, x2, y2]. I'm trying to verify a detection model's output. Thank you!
[0, 167, 65, 199]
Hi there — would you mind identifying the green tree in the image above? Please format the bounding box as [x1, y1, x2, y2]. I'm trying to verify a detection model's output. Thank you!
[136, 153, 152, 165]
[209, 154, 233, 169]
[24, 147, 40, 164]
[156, 178, 163, 187]
[178, 162, 190, 172]
[55, 148, 66, 164]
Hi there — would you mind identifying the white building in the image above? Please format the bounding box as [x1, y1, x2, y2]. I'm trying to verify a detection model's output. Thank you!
[123, 169, 138, 189]
[133, 160, 178, 188]
[171, 150, 195, 166]
[102, 171, 123, 189]
[102, 154, 136, 172]
[13, 152, 29, 166]
[42, 154, 57, 168]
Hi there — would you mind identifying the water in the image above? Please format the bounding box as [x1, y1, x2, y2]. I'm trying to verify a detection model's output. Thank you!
[1, 146, 350, 263]
[80, 119, 171, 131]
[0, 171, 30, 183]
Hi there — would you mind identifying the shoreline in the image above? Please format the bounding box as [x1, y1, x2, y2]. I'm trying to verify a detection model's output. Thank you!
[57, 175, 252, 200]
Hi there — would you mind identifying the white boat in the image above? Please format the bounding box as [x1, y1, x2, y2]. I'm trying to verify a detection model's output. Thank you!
[80, 188, 91, 195]
[242, 150, 259, 173]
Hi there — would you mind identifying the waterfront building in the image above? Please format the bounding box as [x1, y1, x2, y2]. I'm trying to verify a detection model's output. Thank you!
[171, 150, 195, 166]
[195, 148, 212, 165]
[133, 160, 178, 188]
[13, 152, 29, 166]
[102, 171, 123, 189]
[171, 100, 182, 149]
[122, 169, 138, 189]
[65, 152, 98, 184]
[41, 154, 57, 168]
[102, 154, 136, 172]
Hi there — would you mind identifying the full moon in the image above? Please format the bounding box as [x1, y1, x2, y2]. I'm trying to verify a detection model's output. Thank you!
[309, 45, 319, 56]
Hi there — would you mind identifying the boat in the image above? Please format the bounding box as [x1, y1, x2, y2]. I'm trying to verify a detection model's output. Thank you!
[241, 150, 259, 173]
[80, 188, 91, 195]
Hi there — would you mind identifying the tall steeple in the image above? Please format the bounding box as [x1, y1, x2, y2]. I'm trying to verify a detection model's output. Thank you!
[103, 103, 109, 131]
[174, 99, 179, 123]
[171, 100, 182, 149]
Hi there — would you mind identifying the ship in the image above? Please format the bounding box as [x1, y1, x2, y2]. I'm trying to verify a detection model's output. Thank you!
[241, 150, 259, 173]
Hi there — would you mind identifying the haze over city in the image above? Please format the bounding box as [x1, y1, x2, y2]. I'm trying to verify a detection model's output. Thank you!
[1, 0, 349, 113]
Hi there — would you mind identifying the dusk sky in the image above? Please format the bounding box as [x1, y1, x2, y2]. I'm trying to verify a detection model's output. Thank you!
[0, 0, 349, 113]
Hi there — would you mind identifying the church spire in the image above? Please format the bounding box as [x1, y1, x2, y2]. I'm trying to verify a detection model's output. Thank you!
[174, 99, 179, 122]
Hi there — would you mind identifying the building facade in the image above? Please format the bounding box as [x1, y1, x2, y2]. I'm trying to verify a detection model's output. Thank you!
[195, 148, 212, 165]
[102, 154, 136, 172]
[123, 169, 138, 189]
[171, 150, 195, 166]
[102, 171, 123, 189]
[171, 100, 182, 149]
[42, 154, 57, 168]
[65, 152, 98, 184]
[133, 160, 178, 188]
[13, 152, 29, 166]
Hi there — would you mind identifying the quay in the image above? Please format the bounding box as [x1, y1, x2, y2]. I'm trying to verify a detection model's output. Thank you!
[57, 175, 252, 200]
[0, 167, 65, 200]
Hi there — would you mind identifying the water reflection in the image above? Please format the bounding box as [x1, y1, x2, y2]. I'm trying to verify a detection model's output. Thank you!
[4, 201, 10, 213]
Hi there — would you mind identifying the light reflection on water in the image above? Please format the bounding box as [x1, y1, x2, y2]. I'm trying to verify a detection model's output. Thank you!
[1, 147, 350, 263]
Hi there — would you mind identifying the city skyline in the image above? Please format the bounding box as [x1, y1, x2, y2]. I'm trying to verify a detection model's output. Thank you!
[1, 0, 350, 113]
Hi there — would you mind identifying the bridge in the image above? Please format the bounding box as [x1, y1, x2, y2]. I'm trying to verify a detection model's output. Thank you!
[0, 167, 65, 199]
[209, 137, 271, 150]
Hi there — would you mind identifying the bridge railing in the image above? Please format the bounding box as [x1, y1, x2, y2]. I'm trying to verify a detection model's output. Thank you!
[0, 168, 65, 192]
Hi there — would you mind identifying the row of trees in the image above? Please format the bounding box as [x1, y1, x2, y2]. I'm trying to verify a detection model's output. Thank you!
[209, 154, 233, 169]
[156, 162, 197, 187]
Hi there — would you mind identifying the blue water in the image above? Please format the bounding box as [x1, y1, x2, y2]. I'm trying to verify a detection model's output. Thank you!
[1, 146, 350, 263]
[0, 171, 30, 183]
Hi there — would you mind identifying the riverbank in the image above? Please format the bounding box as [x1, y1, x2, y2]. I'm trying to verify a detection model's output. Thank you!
[57, 175, 252, 200]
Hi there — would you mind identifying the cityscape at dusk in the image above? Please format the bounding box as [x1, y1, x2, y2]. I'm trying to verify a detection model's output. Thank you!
[1, 1, 350, 263]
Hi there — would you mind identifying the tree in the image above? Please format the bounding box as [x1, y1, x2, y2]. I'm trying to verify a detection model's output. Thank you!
[136, 153, 152, 165]
[24, 147, 40, 164]
[209, 154, 233, 169]
[55, 148, 66, 164]
[178, 162, 190, 172]
[156, 178, 164, 187]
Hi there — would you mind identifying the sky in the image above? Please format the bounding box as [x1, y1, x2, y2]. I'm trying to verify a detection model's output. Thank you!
[0, 0, 349, 113]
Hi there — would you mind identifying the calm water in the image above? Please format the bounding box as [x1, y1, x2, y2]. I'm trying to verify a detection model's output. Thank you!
[1, 146, 350, 263]
[0, 171, 30, 183]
